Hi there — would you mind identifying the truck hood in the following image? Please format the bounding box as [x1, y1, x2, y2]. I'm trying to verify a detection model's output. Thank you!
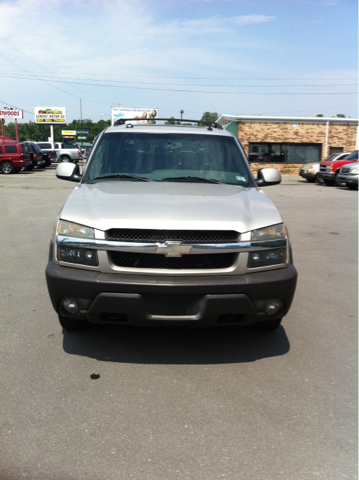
[59, 181, 283, 233]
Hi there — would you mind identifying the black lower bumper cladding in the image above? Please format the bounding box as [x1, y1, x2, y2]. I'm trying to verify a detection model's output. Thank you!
[46, 243, 297, 327]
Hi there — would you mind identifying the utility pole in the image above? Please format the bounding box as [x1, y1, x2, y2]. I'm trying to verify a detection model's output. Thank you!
[80, 98, 83, 151]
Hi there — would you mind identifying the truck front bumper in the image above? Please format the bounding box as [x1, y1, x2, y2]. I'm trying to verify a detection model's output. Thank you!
[46, 244, 297, 327]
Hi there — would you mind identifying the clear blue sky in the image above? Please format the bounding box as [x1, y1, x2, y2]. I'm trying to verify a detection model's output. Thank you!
[1, 0, 357, 123]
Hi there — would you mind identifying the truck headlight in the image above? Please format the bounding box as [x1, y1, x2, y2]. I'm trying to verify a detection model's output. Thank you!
[58, 220, 95, 239]
[248, 249, 286, 268]
[58, 246, 98, 266]
[350, 167, 358, 174]
[251, 224, 285, 241]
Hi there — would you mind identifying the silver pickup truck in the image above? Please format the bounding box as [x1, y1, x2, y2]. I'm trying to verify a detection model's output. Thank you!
[46, 118, 297, 332]
[36, 142, 81, 163]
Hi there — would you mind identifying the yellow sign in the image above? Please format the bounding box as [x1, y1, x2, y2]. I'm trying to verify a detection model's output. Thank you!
[61, 130, 76, 135]
[34, 107, 66, 124]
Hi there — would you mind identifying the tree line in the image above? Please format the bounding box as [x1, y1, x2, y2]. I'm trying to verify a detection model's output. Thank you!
[3, 118, 111, 143]
[2, 112, 219, 142]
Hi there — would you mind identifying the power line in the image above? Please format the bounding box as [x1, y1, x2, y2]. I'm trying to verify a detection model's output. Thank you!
[0, 73, 356, 95]
[1, 72, 356, 88]
[0, 99, 33, 115]
[3, 69, 357, 81]
[0, 39, 109, 106]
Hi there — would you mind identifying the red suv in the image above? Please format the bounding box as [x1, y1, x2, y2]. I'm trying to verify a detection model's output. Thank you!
[0, 142, 31, 174]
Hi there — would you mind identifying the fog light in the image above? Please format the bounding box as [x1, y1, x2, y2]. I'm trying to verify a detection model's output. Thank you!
[254, 298, 284, 316]
[60, 297, 91, 314]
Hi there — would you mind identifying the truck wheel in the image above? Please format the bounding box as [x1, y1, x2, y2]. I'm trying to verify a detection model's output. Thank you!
[61, 155, 71, 162]
[254, 318, 282, 331]
[1, 161, 14, 174]
[58, 314, 90, 331]
[316, 174, 324, 184]
[334, 173, 346, 187]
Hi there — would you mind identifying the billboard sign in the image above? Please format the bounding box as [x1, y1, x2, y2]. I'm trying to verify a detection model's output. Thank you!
[0, 107, 23, 119]
[77, 130, 89, 135]
[34, 107, 66, 124]
[111, 107, 158, 126]
[62, 130, 76, 136]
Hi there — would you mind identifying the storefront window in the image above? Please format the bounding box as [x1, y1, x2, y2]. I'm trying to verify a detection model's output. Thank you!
[248, 143, 321, 164]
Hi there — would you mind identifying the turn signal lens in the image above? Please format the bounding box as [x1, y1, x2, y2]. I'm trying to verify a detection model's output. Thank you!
[251, 224, 285, 241]
[58, 220, 95, 239]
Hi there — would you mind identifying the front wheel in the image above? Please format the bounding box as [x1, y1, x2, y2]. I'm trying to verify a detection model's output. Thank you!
[254, 318, 282, 331]
[1, 161, 14, 174]
[61, 155, 71, 163]
[334, 173, 346, 187]
[58, 315, 90, 331]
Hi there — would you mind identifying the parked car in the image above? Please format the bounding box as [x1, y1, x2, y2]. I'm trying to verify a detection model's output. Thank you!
[319, 150, 359, 186]
[337, 162, 358, 190]
[20, 142, 45, 170]
[46, 117, 297, 332]
[0, 142, 31, 174]
[36, 142, 80, 163]
[299, 152, 350, 183]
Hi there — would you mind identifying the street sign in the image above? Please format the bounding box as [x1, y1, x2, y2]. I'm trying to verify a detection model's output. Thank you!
[76, 130, 89, 135]
[35, 107, 66, 124]
[78, 136, 87, 139]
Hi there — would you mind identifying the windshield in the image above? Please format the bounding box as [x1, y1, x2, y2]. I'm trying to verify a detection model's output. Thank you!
[84, 132, 253, 186]
[345, 150, 358, 161]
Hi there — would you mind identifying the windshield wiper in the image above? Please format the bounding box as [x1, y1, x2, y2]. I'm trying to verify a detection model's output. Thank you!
[92, 174, 151, 182]
[161, 176, 222, 184]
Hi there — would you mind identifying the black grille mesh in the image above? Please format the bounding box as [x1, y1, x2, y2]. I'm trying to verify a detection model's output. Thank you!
[106, 229, 239, 243]
[109, 252, 237, 270]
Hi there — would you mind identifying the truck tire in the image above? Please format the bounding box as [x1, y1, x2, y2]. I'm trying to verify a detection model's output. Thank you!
[58, 314, 90, 331]
[1, 161, 14, 174]
[334, 173, 346, 187]
[61, 155, 71, 162]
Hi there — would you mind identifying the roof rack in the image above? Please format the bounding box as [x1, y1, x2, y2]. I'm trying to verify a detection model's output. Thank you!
[113, 118, 223, 130]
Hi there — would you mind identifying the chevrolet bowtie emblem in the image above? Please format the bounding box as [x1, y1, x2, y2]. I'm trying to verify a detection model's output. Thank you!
[156, 241, 192, 257]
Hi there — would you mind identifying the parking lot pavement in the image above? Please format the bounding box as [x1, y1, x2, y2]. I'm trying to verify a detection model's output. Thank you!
[0, 173, 357, 480]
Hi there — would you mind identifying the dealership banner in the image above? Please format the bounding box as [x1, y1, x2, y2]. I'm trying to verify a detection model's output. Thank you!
[111, 107, 158, 126]
[0, 108, 23, 119]
[34, 107, 67, 124]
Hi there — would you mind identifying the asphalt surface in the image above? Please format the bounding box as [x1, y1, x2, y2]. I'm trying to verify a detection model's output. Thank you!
[0, 165, 357, 480]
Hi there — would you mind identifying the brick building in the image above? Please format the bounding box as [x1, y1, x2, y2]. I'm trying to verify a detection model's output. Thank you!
[217, 115, 358, 174]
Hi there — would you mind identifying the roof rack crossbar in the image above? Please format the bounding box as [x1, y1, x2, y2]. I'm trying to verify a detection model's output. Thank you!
[113, 118, 223, 130]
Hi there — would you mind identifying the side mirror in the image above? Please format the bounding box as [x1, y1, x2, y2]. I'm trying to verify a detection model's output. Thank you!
[56, 162, 82, 182]
[256, 167, 281, 186]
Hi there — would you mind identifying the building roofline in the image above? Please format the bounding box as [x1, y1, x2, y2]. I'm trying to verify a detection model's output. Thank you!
[217, 114, 358, 125]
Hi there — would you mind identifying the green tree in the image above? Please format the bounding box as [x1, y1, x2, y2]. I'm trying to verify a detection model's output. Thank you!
[336, 114, 346, 118]
[316, 114, 324, 117]
[165, 116, 180, 125]
[200, 112, 219, 124]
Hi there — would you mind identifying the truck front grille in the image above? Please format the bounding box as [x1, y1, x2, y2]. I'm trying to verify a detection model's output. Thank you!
[106, 229, 239, 244]
[108, 252, 237, 270]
